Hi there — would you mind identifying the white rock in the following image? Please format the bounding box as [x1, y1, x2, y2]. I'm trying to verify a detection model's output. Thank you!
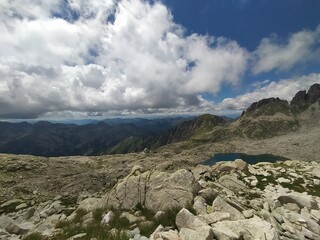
[313, 179, 320, 185]
[67, 233, 87, 239]
[101, 211, 114, 225]
[276, 177, 291, 184]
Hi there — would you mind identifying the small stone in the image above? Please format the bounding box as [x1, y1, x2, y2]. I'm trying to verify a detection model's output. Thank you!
[313, 179, 320, 185]
[251, 179, 258, 187]
[15, 203, 28, 210]
[67, 233, 87, 239]
[276, 177, 291, 184]
[101, 211, 114, 225]
[243, 209, 254, 218]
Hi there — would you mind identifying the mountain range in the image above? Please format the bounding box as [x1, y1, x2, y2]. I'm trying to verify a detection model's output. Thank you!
[0, 83, 319, 157]
[0, 118, 189, 156]
[109, 83, 320, 153]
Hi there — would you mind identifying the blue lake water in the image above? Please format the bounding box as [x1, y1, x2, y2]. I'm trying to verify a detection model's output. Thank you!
[202, 153, 288, 166]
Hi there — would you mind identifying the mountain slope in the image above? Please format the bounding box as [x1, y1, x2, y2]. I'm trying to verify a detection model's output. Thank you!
[111, 84, 320, 154]
[234, 97, 299, 138]
[0, 122, 151, 156]
[108, 114, 229, 154]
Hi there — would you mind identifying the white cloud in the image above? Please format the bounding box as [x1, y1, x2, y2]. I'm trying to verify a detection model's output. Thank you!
[0, 0, 249, 118]
[253, 26, 320, 74]
[219, 73, 320, 112]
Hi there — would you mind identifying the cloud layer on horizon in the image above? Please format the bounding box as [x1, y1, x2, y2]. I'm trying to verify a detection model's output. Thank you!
[0, 0, 319, 119]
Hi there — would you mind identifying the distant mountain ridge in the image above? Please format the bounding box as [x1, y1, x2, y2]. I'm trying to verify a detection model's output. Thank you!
[0, 117, 190, 156]
[110, 84, 320, 153]
[107, 114, 230, 154]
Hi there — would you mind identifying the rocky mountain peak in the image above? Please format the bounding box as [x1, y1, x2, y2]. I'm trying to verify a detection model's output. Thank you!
[306, 83, 320, 104]
[290, 90, 307, 106]
[291, 83, 320, 107]
[241, 97, 291, 118]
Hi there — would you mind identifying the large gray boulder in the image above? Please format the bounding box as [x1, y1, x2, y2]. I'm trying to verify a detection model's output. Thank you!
[105, 169, 201, 211]
[278, 193, 319, 210]
[212, 216, 279, 240]
[175, 208, 207, 230]
[176, 208, 213, 240]
[212, 196, 244, 220]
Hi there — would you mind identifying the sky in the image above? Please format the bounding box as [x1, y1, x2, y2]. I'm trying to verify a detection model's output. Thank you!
[0, 0, 320, 120]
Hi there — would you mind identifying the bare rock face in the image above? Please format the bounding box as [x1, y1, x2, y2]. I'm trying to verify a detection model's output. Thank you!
[291, 83, 320, 106]
[291, 90, 307, 106]
[105, 168, 201, 211]
[306, 83, 320, 104]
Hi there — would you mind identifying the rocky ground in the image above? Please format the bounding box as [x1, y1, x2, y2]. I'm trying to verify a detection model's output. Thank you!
[1, 158, 319, 240]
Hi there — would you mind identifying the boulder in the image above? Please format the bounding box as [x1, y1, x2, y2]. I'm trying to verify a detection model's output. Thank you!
[212, 196, 244, 220]
[150, 225, 180, 240]
[278, 193, 319, 210]
[77, 198, 103, 212]
[193, 196, 207, 215]
[218, 175, 247, 191]
[212, 216, 278, 240]
[5, 221, 33, 235]
[105, 169, 201, 211]
[179, 226, 213, 240]
[198, 188, 218, 204]
[212, 225, 240, 240]
[175, 208, 207, 230]
[40, 201, 62, 218]
[234, 159, 248, 171]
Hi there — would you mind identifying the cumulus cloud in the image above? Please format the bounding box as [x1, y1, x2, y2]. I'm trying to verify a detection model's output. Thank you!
[219, 73, 320, 112]
[0, 0, 248, 118]
[253, 26, 320, 74]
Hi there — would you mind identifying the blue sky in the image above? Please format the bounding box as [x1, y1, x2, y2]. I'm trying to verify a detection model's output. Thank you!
[164, 0, 320, 50]
[162, 0, 320, 103]
[0, 0, 320, 119]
